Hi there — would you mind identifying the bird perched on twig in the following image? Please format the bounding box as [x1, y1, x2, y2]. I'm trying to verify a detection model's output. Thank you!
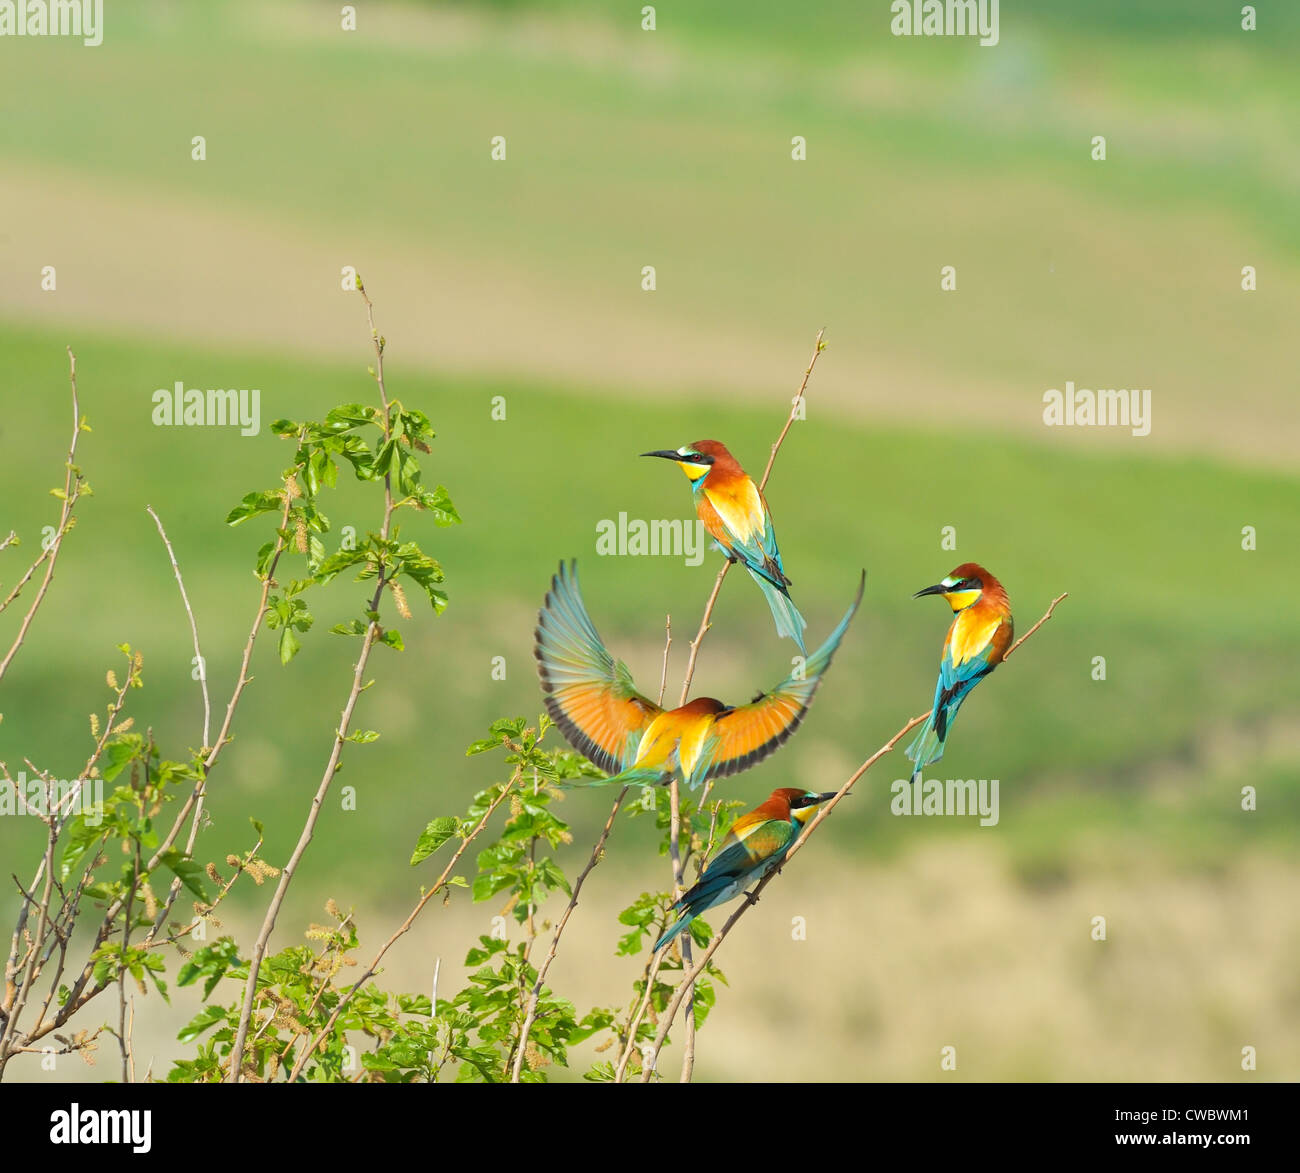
[906, 562, 1013, 781]
[642, 440, 807, 652]
[534, 561, 863, 790]
[653, 787, 837, 953]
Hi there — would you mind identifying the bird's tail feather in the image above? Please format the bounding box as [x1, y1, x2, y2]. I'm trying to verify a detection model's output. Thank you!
[752, 571, 807, 652]
[906, 688, 974, 780]
[904, 716, 945, 781]
[575, 766, 663, 790]
[653, 871, 741, 951]
[652, 912, 694, 953]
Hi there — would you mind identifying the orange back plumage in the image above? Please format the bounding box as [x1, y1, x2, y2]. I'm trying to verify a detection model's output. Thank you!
[751, 787, 804, 822]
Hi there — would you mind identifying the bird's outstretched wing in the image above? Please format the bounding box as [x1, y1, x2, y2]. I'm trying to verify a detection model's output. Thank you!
[699, 571, 865, 781]
[534, 561, 661, 773]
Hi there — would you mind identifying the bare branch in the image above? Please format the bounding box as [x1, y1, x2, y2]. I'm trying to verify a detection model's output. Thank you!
[0, 348, 85, 682]
[146, 506, 211, 749]
[757, 327, 825, 492]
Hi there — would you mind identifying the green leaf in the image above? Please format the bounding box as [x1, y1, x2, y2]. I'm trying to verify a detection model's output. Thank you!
[416, 484, 461, 526]
[410, 817, 458, 866]
[177, 1004, 228, 1044]
[325, 403, 380, 428]
[373, 438, 397, 477]
[346, 730, 380, 744]
[160, 849, 211, 901]
[225, 490, 283, 526]
[472, 872, 514, 903]
[102, 738, 139, 783]
[315, 547, 369, 584]
[254, 540, 278, 577]
[278, 625, 301, 665]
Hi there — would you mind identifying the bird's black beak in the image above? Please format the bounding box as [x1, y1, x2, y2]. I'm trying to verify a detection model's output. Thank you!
[641, 450, 681, 461]
[913, 583, 949, 599]
[815, 791, 839, 804]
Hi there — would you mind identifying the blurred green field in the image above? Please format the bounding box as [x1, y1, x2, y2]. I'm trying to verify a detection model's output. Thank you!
[1, 0, 1297, 1081]
[2, 315, 1295, 887]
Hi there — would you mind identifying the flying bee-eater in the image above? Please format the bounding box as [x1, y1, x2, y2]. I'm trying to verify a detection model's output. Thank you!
[642, 440, 807, 652]
[534, 561, 863, 790]
[905, 562, 1013, 781]
[653, 787, 837, 952]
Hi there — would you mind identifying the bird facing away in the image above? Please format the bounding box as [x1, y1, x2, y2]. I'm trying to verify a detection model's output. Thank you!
[653, 787, 836, 952]
[642, 440, 807, 652]
[534, 561, 864, 790]
[905, 562, 1013, 781]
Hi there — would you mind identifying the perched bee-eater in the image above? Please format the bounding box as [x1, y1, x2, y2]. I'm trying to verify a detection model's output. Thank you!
[535, 561, 863, 789]
[906, 562, 1013, 781]
[642, 440, 807, 652]
[653, 787, 836, 952]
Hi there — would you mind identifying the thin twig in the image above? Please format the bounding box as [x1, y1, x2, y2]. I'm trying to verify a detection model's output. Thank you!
[757, 327, 825, 493]
[1001, 594, 1068, 663]
[0, 793, 57, 1067]
[146, 506, 210, 749]
[658, 615, 671, 706]
[638, 591, 1068, 1079]
[0, 348, 84, 682]
[117, 836, 140, 1083]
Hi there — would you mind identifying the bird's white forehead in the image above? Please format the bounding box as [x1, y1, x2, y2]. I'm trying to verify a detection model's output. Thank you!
[677, 446, 691, 456]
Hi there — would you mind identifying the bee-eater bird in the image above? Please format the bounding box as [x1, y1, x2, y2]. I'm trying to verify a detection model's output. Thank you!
[642, 440, 807, 652]
[653, 787, 837, 952]
[534, 561, 863, 790]
[906, 562, 1013, 781]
